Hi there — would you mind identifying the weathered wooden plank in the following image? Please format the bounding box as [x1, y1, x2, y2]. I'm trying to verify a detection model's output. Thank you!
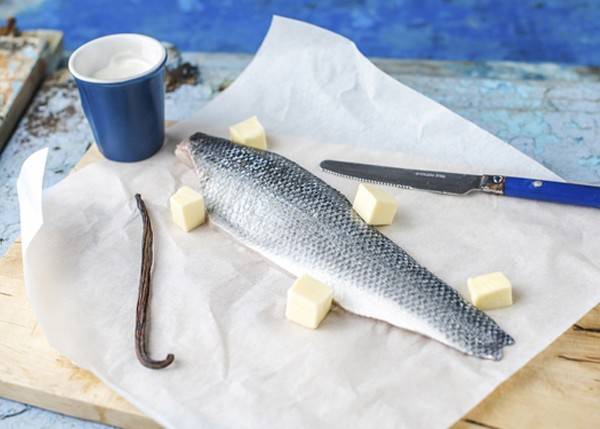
[455, 310, 600, 429]
[0, 29, 62, 152]
[0, 35, 45, 151]
[193, 52, 600, 83]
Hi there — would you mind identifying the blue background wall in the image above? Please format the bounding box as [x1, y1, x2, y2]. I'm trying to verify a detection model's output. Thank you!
[6, 0, 600, 65]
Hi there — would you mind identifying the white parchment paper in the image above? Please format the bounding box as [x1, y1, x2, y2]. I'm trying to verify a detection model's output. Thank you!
[18, 17, 600, 429]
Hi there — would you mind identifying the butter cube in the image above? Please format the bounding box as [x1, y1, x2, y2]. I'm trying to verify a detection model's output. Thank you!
[286, 274, 333, 329]
[352, 183, 397, 225]
[229, 116, 267, 150]
[169, 186, 206, 232]
[467, 272, 513, 310]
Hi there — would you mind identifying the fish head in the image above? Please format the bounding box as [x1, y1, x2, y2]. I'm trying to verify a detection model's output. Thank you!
[175, 132, 251, 194]
[174, 133, 220, 193]
[175, 132, 235, 169]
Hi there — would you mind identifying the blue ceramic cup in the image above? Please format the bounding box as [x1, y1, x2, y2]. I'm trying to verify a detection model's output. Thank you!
[68, 34, 167, 162]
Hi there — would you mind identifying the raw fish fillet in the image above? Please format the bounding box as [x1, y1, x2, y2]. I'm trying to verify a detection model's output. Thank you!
[176, 133, 514, 360]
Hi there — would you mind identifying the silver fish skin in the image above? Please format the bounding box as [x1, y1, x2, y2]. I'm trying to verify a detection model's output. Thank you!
[176, 132, 514, 360]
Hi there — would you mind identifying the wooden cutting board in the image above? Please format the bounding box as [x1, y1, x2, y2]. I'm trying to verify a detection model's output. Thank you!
[1, 144, 599, 429]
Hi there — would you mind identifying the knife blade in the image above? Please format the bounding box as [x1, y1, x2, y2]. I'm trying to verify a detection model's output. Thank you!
[320, 159, 600, 209]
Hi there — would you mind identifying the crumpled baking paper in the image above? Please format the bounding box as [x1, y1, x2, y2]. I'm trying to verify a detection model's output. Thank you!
[18, 17, 600, 429]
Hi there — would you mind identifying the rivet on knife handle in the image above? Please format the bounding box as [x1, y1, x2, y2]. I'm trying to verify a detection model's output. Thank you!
[502, 177, 600, 209]
[480, 175, 505, 194]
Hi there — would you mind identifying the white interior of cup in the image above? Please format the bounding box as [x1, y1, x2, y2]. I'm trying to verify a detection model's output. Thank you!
[68, 33, 166, 84]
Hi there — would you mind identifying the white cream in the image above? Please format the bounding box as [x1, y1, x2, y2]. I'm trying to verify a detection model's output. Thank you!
[92, 51, 153, 80]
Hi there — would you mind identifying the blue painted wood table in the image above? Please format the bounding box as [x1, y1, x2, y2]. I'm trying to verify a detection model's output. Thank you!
[0, 53, 599, 428]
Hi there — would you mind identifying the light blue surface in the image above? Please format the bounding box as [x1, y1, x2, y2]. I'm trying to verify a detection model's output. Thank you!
[0, 398, 110, 428]
[503, 176, 600, 208]
[0, 53, 599, 427]
[5, 0, 600, 65]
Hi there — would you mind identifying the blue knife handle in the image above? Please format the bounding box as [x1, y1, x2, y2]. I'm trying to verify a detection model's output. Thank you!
[504, 176, 600, 208]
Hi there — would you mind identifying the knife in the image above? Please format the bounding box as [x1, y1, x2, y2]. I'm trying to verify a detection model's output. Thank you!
[320, 160, 600, 209]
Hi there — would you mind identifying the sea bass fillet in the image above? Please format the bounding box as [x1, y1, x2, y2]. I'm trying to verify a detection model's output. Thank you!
[176, 133, 514, 360]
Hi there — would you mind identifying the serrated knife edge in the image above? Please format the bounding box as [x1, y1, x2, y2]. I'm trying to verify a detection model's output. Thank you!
[319, 159, 505, 196]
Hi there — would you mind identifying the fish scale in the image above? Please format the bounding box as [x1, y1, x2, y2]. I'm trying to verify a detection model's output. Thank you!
[177, 132, 514, 360]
